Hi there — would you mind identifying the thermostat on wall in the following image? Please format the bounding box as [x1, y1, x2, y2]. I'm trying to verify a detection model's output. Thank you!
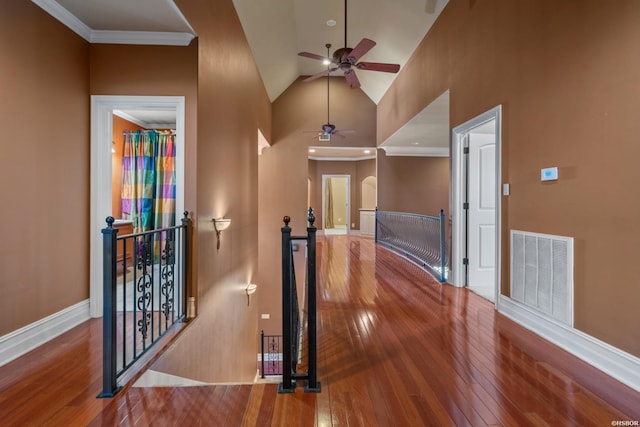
[541, 167, 558, 181]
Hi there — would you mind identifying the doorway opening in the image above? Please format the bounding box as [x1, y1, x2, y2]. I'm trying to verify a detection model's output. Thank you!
[451, 106, 502, 304]
[322, 175, 350, 235]
[90, 95, 186, 318]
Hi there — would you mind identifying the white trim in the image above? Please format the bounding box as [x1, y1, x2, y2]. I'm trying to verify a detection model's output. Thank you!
[258, 129, 270, 155]
[0, 300, 90, 367]
[381, 146, 449, 157]
[30, 0, 195, 46]
[309, 155, 375, 161]
[451, 106, 502, 311]
[90, 30, 194, 46]
[499, 295, 640, 392]
[113, 110, 176, 130]
[90, 96, 186, 318]
[31, 0, 92, 41]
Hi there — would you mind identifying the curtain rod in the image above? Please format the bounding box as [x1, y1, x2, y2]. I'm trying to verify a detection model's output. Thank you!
[123, 129, 176, 135]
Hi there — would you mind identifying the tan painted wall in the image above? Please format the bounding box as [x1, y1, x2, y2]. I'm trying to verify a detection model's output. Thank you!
[356, 158, 377, 210]
[378, 0, 640, 357]
[273, 76, 376, 146]
[377, 152, 449, 217]
[258, 74, 376, 335]
[309, 161, 357, 230]
[0, 2, 90, 336]
[147, 0, 272, 383]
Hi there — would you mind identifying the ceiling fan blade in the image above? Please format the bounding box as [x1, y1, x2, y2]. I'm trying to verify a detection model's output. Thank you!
[298, 51, 331, 62]
[343, 70, 361, 89]
[303, 69, 331, 82]
[348, 38, 376, 62]
[336, 129, 356, 134]
[332, 132, 346, 139]
[356, 62, 401, 73]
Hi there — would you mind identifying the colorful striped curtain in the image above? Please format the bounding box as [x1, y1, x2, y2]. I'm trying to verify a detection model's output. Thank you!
[121, 130, 176, 233]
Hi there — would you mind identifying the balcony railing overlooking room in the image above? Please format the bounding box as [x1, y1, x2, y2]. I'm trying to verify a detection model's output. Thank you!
[98, 212, 191, 398]
[375, 209, 448, 282]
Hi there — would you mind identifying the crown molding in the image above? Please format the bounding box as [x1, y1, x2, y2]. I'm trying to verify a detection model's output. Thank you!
[90, 30, 194, 46]
[32, 0, 92, 41]
[309, 155, 376, 162]
[380, 146, 449, 157]
[31, 0, 195, 46]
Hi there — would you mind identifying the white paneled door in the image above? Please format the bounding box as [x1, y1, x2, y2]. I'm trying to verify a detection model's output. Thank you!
[467, 132, 496, 301]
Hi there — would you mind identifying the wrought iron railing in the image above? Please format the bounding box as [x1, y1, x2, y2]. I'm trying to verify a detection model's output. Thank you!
[375, 209, 448, 282]
[98, 212, 191, 398]
[279, 208, 320, 393]
[260, 331, 283, 377]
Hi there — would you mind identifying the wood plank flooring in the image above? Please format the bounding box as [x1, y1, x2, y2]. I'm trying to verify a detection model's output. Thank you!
[1, 235, 639, 426]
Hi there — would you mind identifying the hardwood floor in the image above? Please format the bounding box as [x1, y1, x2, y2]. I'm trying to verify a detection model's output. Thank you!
[1, 235, 638, 426]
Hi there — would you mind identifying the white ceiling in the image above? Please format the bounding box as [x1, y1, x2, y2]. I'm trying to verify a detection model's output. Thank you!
[32, 0, 451, 159]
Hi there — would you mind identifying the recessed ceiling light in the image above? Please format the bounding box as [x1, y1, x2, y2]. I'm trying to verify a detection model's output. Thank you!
[309, 149, 316, 153]
[364, 149, 371, 154]
[412, 142, 420, 145]
[323, 59, 331, 65]
[326, 19, 337, 27]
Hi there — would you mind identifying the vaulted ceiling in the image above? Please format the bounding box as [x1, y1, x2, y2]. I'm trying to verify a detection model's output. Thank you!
[33, 0, 448, 103]
[32, 0, 451, 157]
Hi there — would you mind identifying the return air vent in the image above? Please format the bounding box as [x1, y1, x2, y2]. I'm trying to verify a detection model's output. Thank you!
[510, 230, 573, 326]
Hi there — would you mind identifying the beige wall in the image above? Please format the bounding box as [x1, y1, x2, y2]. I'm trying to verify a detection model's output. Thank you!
[309, 161, 357, 230]
[150, 0, 271, 383]
[308, 158, 376, 230]
[377, 152, 449, 217]
[378, 0, 640, 357]
[258, 75, 376, 335]
[356, 159, 377, 210]
[0, 2, 90, 336]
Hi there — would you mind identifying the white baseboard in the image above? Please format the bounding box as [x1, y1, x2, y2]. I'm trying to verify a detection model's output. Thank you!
[0, 299, 90, 367]
[499, 295, 640, 392]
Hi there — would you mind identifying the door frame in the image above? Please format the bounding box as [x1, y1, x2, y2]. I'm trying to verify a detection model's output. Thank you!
[90, 95, 186, 318]
[451, 105, 502, 306]
[321, 174, 350, 233]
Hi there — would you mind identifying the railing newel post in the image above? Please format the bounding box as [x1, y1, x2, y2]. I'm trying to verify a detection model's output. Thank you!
[439, 209, 446, 282]
[181, 211, 190, 320]
[278, 216, 295, 393]
[374, 207, 378, 243]
[305, 208, 321, 393]
[260, 330, 265, 379]
[97, 217, 122, 398]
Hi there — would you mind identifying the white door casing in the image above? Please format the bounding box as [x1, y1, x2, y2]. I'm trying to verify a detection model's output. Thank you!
[90, 95, 186, 318]
[451, 105, 502, 308]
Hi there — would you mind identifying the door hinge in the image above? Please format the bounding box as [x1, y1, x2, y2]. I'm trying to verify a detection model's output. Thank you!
[463, 202, 469, 210]
[463, 258, 469, 265]
[463, 147, 470, 154]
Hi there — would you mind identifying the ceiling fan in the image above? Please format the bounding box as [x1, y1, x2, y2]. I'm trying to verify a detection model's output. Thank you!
[297, 0, 400, 89]
[305, 44, 355, 140]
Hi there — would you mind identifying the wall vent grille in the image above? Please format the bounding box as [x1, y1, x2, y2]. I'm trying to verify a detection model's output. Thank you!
[510, 230, 573, 326]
